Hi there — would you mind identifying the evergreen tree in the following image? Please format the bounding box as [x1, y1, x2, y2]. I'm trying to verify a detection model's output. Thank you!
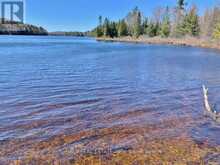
[99, 16, 103, 26]
[146, 21, 157, 37]
[142, 18, 149, 35]
[160, 7, 171, 37]
[188, 6, 200, 36]
[96, 26, 103, 37]
[103, 18, 110, 37]
[118, 19, 128, 37]
[96, 16, 103, 37]
[125, 7, 142, 38]
[172, 0, 186, 37]
[178, 0, 186, 10]
[133, 10, 142, 38]
[155, 22, 161, 36]
[213, 22, 220, 39]
[109, 22, 118, 38]
[177, 5, 200, 36]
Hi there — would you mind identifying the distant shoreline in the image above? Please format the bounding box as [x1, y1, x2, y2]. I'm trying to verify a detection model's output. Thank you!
[97, 36, 220, 51]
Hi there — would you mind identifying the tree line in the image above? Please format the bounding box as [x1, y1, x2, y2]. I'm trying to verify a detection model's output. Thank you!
[91, 0, 220, 39]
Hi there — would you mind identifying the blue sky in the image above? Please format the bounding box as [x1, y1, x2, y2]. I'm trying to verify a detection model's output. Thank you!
[26, 0, 218, 32]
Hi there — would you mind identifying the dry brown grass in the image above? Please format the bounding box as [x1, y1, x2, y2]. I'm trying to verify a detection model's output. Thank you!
[97, 36, 220, 51]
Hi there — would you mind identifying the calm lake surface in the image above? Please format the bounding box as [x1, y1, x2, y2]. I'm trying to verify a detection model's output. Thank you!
[0, 36, 220, 160]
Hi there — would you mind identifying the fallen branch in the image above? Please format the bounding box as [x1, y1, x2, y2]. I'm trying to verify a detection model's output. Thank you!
[202, 85, 212, 112]
[202, 85, 220, 122]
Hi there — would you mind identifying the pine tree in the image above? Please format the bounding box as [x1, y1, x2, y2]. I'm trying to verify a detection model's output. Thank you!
[189, 6, 200, 36]
[178, 5, 200, 36]
[142, 18, 148, 35]
[178, 0, 185, 10]
[99, 16, 102, 26]
[213, 22, 220, 39]
[103, 18, 110, 37]
[160, 7, 171, 37]
[118, 19, 128, 37]
[109, 22, 118, 38]
[172, 0, 186, 37]
[133, 10, 142, 38]
[96, 16, 103, 37]
[155, 22, 161, 36]
[146, 21, 156, 37]
[125, 7, 142, 38]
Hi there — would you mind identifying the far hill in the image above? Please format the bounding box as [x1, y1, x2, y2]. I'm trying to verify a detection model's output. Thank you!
[0, 19, 48, 35]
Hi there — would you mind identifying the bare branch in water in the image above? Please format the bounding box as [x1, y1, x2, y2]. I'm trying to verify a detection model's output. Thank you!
[202, 85, 220, 122]
[202, 85, 212, 112]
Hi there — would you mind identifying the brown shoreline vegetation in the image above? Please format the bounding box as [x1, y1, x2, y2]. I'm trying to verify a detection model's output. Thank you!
[97, 36, 220, 51]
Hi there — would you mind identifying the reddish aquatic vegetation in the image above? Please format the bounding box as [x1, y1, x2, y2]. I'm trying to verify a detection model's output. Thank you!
[1, 115, 219, 165]
[4, 137, 220, 165]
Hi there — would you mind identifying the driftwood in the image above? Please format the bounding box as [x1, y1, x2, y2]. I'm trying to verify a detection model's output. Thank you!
[202, 85, 220, 122]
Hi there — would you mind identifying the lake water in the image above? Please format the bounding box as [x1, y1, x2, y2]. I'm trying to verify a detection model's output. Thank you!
[0, 36, 220, 161]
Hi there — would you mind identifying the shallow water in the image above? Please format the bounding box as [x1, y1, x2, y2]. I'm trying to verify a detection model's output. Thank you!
[0, 36, 220, 161]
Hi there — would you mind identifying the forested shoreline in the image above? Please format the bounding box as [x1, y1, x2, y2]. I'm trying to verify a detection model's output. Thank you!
[0, 19, 48, 35]
[91, 0, 220, 42]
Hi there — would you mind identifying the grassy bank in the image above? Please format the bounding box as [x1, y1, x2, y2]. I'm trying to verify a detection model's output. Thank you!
[97, 36, 220, 51]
